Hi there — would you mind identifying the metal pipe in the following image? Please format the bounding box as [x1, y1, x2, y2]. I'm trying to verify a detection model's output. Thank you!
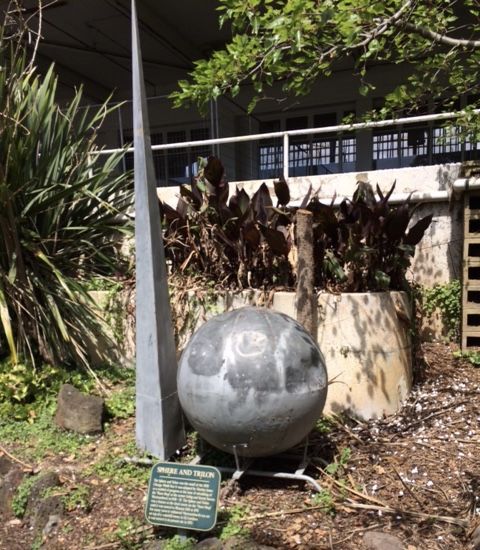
[216, 465, 322, 492]
[453, 178, 480, 191]
[283, 133, 289, 180]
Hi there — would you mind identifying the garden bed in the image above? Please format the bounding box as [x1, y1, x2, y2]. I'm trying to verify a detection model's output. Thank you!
[0, 343, 479, 549]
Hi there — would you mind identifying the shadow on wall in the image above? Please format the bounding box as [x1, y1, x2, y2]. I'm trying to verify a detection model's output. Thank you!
[121, 287, 413, 421]
[317, 291, 412, 420]
[410, 201, 462, 286]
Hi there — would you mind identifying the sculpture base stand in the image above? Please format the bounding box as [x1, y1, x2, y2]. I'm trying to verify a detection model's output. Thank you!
[191, 438, 322, 493]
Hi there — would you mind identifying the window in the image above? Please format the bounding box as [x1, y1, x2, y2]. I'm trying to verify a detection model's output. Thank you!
[122, 127, 211, 186]
[257, 107, 356, 178]
[313, 112, 356, 174]
[259, 120, 282, 179]
[287, 116, 310, 177]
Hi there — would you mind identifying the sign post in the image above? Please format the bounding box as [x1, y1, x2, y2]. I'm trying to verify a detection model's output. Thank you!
[145, 462, 221, 532]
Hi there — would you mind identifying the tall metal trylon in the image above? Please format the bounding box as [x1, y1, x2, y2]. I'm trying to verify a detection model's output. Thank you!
[131, 0, 185, 458]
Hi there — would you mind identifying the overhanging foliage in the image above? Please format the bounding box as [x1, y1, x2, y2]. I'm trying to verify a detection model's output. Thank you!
[172, 0, 480, 128]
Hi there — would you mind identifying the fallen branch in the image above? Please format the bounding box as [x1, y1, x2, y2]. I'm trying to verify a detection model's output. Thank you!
[317, 465, 468, 528]
[220, 504, 335, 524]
[392, 465, 424, 508]
[316, 465, 385, 507]
[0, 445, 34, 472]
[342, 501, 469, 528]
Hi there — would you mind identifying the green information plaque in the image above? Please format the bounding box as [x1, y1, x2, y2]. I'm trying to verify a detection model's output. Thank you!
[145, 462, 221, 531]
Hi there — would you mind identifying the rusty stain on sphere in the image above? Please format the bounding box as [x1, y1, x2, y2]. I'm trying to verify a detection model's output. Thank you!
[177, 307, 328, 457]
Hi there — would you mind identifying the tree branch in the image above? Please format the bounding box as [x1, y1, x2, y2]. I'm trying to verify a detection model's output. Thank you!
[355, 0, 414, 49]
[403, 21, 480, 49]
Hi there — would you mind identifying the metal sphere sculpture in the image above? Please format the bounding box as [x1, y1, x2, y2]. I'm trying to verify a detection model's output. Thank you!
[177, 307, 328, 457]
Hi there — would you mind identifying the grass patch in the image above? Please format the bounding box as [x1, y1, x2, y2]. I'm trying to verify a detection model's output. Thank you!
[88, 443, 150, 489]
[0, 407, 91, 462]
[105, 386, 135, 420]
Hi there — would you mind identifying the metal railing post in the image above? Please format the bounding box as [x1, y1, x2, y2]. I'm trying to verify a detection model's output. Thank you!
[283, 133, 289, 180]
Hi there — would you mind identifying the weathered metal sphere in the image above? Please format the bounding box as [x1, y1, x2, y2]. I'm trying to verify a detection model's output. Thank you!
[177, 307, 328, 457]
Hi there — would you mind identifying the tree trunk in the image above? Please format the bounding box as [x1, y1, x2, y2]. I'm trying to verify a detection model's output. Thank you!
[295, 209, 316, 337]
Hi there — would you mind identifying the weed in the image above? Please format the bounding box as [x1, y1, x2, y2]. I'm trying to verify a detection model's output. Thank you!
[62, 484, 92, 512]
[325, 447, 351, 477]
[453, 350, 480, 367]
[315, 416, 335, 434]
[311, 488, 336, 516]
[12, 475, 36, 518]
[162, 535, 197, 550]
[114, 517, 145, 549]
[218, 504, 250, 541]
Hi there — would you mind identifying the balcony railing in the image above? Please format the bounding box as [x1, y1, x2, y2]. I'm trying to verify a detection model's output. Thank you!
[98, 109, 480, 186]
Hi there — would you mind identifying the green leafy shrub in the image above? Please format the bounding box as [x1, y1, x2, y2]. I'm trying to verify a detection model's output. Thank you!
[422, 280, 461, 340]
[0, 14, 132, 367]
[453, 350, 480, 367]
[0, 358, 95, 419]
[12, 475, 36, 518]
[162, 158, 432, 293]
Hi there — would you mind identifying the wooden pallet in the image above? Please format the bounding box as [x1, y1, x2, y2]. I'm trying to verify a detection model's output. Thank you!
[462, 192, 480, 350]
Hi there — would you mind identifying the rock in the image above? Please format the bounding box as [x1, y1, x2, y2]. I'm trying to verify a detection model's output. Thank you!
[0, 464, 25, 518]
[55, 383, 104, 434]
[363, 531, 404, 550]
[25, 471, 61, 519]
[42, 513, 62, 536]
[32, 495, 63, 535]
[195, 538, 223, 549]
[0, 456, 15, 476]
[472, 524, 480, 550]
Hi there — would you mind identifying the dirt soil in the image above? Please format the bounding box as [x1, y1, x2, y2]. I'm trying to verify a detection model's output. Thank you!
[1, 342, 479, 549]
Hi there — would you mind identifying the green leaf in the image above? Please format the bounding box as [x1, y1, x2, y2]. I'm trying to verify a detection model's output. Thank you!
[0, 282, 17, 364]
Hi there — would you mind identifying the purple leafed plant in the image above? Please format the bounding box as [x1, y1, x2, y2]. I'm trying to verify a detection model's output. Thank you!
[159, 157, 432, 292]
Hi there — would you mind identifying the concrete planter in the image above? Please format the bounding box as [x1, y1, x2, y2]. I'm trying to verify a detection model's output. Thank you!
[175, 289, 412, 420]
[271, 291, 412, 420]
[91, 286, 412, 420]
